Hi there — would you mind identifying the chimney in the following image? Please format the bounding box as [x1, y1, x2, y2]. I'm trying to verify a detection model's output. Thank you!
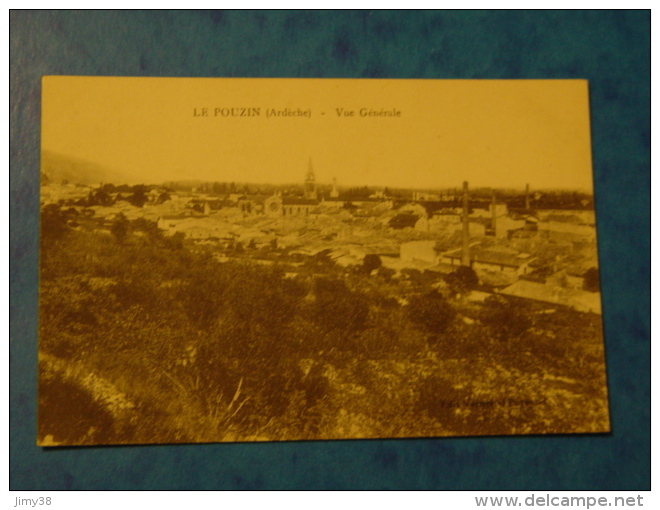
[491, 193, 497, 233]
[525, 183, 530, 210]
[330, 177, 339, 198]
[462, 181, 470, 267]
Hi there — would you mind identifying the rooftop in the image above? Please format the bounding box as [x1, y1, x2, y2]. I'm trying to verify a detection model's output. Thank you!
[442, 245, 536, 268]
[389, 213, 420, 229]
[500, 280, 601, 314]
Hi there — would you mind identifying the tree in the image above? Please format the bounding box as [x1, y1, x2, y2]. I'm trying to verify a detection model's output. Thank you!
[40, 204, 69, 243]
[583, 267, 600, 292]
[362, 254, 382, 274]
[444, 266, 478, 297]
[87, 189, 114, 207]
[128, 185, 148, 207]
[407, 290, 456, 334]
[401, 268, 439, 288]
[110, 213, 130, 243]
[130, 217, 162, 242]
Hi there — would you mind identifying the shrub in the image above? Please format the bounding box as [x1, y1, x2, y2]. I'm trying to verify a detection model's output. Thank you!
[310, 278, 369, 335]
[40, 204, 70, 243]
[480, 295, 532, 343]
[444, 266, 479, 296]
[583, 267, 600, 292]
[110, 213, 130, 243]
[362, 254, 382, 274]
[376, 266, 396, 281]
[407, 290, 456, 335]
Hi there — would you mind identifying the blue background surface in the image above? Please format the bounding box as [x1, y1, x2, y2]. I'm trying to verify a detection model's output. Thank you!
[10, 10, 650, 490]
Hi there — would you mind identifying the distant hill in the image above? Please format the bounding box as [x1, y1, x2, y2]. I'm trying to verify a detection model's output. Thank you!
[41, 151, 127, 186]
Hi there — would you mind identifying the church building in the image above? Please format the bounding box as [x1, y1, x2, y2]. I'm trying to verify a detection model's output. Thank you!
[264, 159, 321, 216]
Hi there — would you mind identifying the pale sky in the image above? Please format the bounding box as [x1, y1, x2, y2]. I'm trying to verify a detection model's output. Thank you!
[42, 77, 595, 191]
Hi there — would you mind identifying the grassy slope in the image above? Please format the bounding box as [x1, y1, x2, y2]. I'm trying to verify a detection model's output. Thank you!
[38, 213, 609, 444]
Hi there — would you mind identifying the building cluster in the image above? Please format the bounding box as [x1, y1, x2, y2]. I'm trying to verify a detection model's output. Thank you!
[41, 163, 601, 314]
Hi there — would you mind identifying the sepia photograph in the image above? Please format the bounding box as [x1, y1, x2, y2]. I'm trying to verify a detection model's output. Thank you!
[38, 77, 610, 445]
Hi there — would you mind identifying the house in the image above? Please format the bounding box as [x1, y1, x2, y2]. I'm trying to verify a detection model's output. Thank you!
[237, 195, 270, 215]
[412, 191, 440, 201]
[264, 194, 321, 216]
[283, 197, 320, 216]
[398, 203, 428, 218]
[157, 214, 195, 232]
[537, 221, 596, 243]
[547, 269, 587, 290]
[500, 279, 601, 314]
[400, 240, 439, 265]
[492, 216, 526, 238]
[416, 213, 485, 236]
[320, 197, 345, 208]
[545, 254, 599, 289]
[441, 245, 536, 276]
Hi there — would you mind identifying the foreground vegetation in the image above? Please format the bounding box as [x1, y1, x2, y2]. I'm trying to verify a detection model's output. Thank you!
[38, 206, 609, 444]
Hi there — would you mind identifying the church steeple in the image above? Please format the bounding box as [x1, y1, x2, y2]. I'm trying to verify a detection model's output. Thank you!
[304, 158, 317, 200]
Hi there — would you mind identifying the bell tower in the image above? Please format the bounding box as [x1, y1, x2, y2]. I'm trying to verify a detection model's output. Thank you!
[304, 158, 317, 200]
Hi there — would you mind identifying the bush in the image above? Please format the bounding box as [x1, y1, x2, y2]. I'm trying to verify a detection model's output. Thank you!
[113, 277, 159, 308]
[128, 185, 148, 207]
[583, 267, 600, 292]
[310, 278, 369, 335]
[444, 266, 479, 296]
[110, 213, 130, 243]
[362, 254, 382, 274]
[401, 268, 440, 289]
[480, 296, 532, 343]
[376, 266, 396, 281]
[407, 290, 456, 335]
[40, 204, 70, 243]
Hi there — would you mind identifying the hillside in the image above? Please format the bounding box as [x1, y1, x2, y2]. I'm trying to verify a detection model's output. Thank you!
[41, 151, 126, 186]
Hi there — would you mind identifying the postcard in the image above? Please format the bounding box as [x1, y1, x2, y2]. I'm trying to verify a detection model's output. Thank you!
[38, 77, 609, 445]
